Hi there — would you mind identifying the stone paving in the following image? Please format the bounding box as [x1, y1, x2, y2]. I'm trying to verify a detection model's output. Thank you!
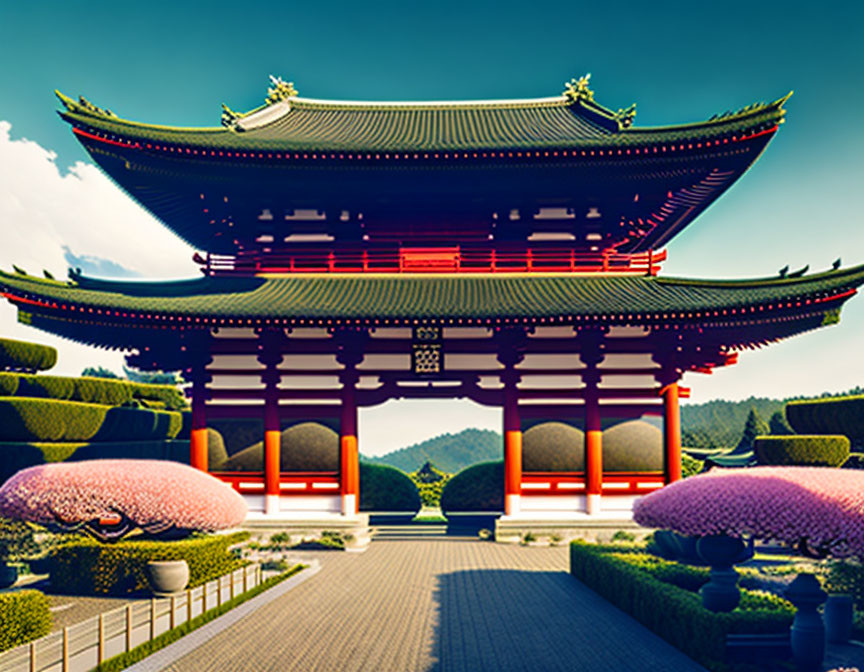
[157, 537, 708, 672]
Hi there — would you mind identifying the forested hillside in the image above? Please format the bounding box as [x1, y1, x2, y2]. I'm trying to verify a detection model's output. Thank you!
[364, 428, 500, 473]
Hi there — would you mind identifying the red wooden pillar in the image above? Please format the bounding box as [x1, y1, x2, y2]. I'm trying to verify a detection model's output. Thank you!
[584, 386, 603, 515]
[259, 331, 284, 515]
[189, 375, 208, 472]
[503, 377, 522, 516]
[580, 331, 604, 515]
[663, 382, 683, 484]
[340, 375, 359, 516]
[263, 385, 280, 513]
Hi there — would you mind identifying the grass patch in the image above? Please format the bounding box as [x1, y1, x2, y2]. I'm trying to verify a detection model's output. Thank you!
[94, 564, 305, 672]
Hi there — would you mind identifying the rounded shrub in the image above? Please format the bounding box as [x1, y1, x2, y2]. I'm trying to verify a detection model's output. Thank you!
[0, 338, 57, 373]
[754, 435, 850, 467]
[221, 422, 339, 471]
[603, 420, 663, 471]
[523, 422, 583, 471]
[208, 428, 228, 470]
[0, 590, 51, 651]
[359, 463, 421, 512]
[440, 461, 504, 514]
[131, 383, 186, 411]
[786, 396, 864, 448]
[16, 374, 76, 400]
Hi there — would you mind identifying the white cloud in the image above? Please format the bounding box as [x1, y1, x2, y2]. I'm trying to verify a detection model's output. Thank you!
[0, 121, 196, 280]
[0, 120, 197, 376]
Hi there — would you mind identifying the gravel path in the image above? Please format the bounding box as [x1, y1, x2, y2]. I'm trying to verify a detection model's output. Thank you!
[156, 538, 706, 672]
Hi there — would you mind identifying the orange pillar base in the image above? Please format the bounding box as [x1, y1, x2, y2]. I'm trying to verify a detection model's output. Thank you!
[190, 428, 208, 471]
[504, 430, 522, 516]
[585, 428, 603, 515]
[264, 429, 281, 504]
[341, 434, 359, 514]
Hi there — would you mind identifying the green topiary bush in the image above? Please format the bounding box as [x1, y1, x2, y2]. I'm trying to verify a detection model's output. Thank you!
[221, 422, 339, 471]
[47, 531, 249, 595]
[440, 461, 504, 514]
[522, 422, 583, 471]
[786, 395, 864, 448]
[681, 453, 704, 477]
[0, 399, 182, 442]
[93, 407, 182, 441]
[0, 338, 57, 373]
[207, 428, 228, 470]
[359, 463, 421, 513]
[131, 383, 186, 411]
[603, 420, 663, 472]
[0, 590, 52, 652]
[754, 434, 850, 467]
[0, 398, 108, 441]
[570, 542, 793, 671]
[73, 377, 133, 406]
[16, 374, 76, 400]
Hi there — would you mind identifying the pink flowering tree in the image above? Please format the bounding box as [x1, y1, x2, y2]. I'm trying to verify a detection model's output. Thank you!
[0, 460, 247, 542]
[633, 466, 864, 558]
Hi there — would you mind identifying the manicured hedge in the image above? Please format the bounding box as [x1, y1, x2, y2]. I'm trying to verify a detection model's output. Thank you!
[0, 398, 181, 442]
[0, 338, 57, 373]
[440, 461, 504, 514]
[47, 531, 249, 595]
[754, 435, 850, 467]
[359, 463, 421, 513]
[0, 373, 186, 410]
[786, 396, 864, 448]
[0, 590, 52, 652]
[570, 542, 793, 671]
[0, 440, 190, 485]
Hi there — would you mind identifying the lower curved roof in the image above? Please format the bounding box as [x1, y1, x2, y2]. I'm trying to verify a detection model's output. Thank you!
[1, 267, 861, 351]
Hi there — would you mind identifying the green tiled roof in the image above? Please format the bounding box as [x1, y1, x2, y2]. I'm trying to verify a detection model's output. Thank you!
[56, 88, 788, 153]
[2, 266, 860, 325]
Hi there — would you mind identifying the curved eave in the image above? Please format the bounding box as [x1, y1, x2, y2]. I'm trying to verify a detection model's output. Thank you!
[57, 89, 786, 154]
[1, 265, 860, 352]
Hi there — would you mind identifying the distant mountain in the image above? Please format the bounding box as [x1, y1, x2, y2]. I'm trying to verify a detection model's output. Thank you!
[364, 428, 501, 474]
[681, 397, 784, 449]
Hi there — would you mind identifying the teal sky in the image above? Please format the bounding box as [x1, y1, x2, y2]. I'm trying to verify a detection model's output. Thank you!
[0, 1, 862, 451]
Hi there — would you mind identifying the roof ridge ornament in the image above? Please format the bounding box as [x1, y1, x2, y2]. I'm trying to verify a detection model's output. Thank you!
[266, 75, 298, 105]
[615, 103, 637, 129]
[563, 74, 594, 103]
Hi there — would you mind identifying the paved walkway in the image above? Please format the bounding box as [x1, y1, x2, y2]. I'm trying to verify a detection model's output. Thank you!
[158, 538, 707, 672]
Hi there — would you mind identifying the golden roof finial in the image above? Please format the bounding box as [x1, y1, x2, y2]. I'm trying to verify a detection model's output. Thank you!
[563, 73, 594, 103]
[266, 75, 299, 105]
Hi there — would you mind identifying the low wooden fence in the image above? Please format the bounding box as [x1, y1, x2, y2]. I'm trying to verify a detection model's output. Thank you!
[0, 564, 263, 672]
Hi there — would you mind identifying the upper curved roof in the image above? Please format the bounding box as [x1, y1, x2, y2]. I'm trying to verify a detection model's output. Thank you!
[56, 76, 789, 153]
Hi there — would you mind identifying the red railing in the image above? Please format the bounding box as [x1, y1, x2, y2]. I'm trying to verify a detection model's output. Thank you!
[521, 471, 666, 496]
[203, 247, 665, 275]
[215, 471, 340, 495]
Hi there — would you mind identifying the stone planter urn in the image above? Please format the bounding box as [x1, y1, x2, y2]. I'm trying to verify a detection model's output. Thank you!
[784, 573, 827, 672]
[824, 593, 853, 644]
[0, 561, 18, 589]
[696, 533, 747, 612]
[146, 560, 189, 597]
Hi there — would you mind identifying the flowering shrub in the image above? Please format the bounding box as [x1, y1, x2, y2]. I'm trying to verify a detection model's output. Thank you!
[633, 466, 864, 558]
[0, 460, 246, 540]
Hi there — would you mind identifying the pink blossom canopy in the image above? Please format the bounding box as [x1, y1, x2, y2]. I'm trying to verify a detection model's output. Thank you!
[633, 466, 864, 558]
[0, 460, 247, 532]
